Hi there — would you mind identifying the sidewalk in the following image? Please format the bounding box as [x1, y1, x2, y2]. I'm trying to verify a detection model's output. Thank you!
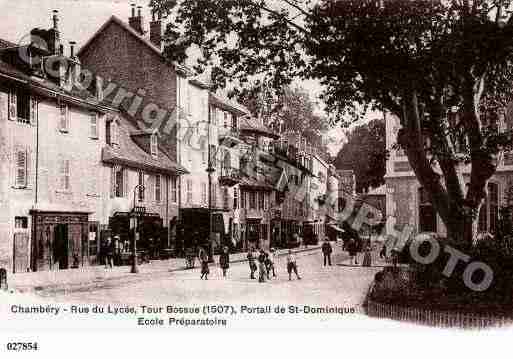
[9, 244, 325, 296]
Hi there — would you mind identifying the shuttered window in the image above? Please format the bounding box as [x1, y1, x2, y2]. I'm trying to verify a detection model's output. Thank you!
[8, 89, 17, 121]
[90, 113, 99, 139]
[59, 103, 69, 132]
[138, 171, 145, 201]
[186, 179, 193, 203]
[60, 159, 71, 191]
[150, 134, 158, 156]
[201, 182, 207, 204]
[171, 177, 177, 203]
[155, 174, 161, 202]
[115, 167, 124, 197]
[15, 150, 28, 188]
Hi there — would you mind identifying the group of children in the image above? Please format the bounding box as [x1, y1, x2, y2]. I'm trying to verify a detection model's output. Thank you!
[247, 248, 301, 282]
[196, 246, 302, 282]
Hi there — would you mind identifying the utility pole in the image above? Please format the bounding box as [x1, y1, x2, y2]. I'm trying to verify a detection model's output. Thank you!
[207, 105, 215, 262]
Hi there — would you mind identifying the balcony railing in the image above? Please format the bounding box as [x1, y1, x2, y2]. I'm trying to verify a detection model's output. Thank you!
[219, 167, 241, 187]
[218, 127, 241, 148]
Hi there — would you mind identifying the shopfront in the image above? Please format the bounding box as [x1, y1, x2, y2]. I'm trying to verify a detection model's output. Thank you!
[30, 210, 90, 272]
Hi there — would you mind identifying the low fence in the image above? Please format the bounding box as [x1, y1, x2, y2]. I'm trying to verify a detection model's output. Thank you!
[366, 298, 512, 329]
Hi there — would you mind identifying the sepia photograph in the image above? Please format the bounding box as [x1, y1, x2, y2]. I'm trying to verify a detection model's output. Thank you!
[0, 0, 512, 356]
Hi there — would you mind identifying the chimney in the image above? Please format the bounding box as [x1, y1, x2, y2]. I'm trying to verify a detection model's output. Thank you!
[149, 10, 163, 50]
[69, 41, 76, 58]
[48, 10, 61, 55]
[128, 4, 145, 35]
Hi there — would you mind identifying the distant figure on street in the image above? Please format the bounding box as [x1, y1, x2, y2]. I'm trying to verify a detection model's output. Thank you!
[266, 248, 277, 278]
[219, 246, 230, 278]
[362, 245, 372, 267]
[199, 247, 210, 280]
[103, 236, 114, 269]
[321, 240, 333, 266]
[257, 249, 267, 283]
[347, 238, 358, 265]
[286, 249, 301, 281]
[247, 248, 257, 279]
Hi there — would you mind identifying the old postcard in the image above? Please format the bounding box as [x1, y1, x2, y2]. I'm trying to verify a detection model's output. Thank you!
[0, 0, 512, 356]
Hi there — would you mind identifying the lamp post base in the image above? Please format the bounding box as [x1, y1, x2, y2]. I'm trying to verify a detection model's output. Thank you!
[131, 254, 139, 273]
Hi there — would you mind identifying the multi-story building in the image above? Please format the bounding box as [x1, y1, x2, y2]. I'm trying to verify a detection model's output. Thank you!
[385, 112, 513, 237]
[0, 12, 185, 273]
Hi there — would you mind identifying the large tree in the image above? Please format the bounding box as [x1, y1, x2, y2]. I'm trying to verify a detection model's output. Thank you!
[335, 119, 387, 193]
[150, 0, 513, 244]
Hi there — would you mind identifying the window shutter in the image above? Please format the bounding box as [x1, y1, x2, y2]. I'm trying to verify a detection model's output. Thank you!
[123, 168, 128, 197]
[15, 149, 27, 187]
[30, 96, 37, 126]
[110, 166, 116, 198]
[8, 89, 17, 121]
[59, 104, 68, 131]
[65, 159, 70, 190]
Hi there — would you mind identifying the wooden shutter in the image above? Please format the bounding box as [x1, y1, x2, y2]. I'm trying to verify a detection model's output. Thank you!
[59, 104, 68, 131]
[123, 168, 128, 197]
[30, 96, 37, 126]
[110, 166, 116, 198]
[8, 89, 17, 121]
[15, 149, 27, 187]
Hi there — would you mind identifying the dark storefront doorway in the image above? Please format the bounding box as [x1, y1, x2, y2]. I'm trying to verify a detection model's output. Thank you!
[53, 224, 69, 269]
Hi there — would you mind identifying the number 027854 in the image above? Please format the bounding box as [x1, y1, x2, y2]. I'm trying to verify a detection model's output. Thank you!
[6, 342, 39, 351]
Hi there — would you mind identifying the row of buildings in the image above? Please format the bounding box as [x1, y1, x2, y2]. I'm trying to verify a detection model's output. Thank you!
[0, 7, 342, 273]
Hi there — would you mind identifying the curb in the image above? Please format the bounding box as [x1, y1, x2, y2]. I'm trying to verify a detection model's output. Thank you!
[14, 245, 325, 296]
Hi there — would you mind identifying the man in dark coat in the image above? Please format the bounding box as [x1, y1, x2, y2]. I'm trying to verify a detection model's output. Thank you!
[247, 248, 257, 279]
[321, 240, 333, 266]
[219, 246, 230, 278]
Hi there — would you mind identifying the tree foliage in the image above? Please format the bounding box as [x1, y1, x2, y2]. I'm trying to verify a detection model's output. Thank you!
[334, 119, 387, 193]
[150, 0, 513, 243]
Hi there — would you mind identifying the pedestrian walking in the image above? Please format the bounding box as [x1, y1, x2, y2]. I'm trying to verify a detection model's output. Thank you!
[257, 249, 267, 282]
[199, 247, 209, 280]
[247, 248, 257, 279]
[266, 248, 277, 278]
[219, 246, 230, 278]
[286, 249, 301, 280]
[321, 240, 333, 266]
[362, 245, 372, 267]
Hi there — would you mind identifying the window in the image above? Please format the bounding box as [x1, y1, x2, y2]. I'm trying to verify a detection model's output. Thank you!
[187, 179, 193, 203]
[155, 174, 161, 202]
[15, 216, 28, 229]
[106, 118, 119, 145]
[418, 187, 437, 232]
[16, 90, 31, 124]
[201, 182, 207, 204]
[224, 111, 229, 128]
[60, 159, 71, 191]
[200, 138, 207, 164]
[241, 191, 246, 209]
[234, 188, 239, 209]
[106, 121, 111, 145]
[150, 134, 158, 156]
[212, 183, 217, 207]
[478, 182, 499, 234]
[171, 177, 177, 203]
[15, 149, 28, 188]
[258, 192, 264, 210]
[90, 113, 99, 139]
[115, 167, 124, 197]
[249, 191, 256, 209]
[138, 171, 145, 201]
[59, 103, 70, 132]
[223, 188, 229, 209]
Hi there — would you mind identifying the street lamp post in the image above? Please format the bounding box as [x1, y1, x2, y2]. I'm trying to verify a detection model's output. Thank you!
[131, 184, 145, 274]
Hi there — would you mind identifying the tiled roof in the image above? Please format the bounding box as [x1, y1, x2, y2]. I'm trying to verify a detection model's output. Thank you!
[102, 114, 188, 175]
[77, 15, 191, 76]
[239, 116, 279, 139]
[209, 92, 248, 116]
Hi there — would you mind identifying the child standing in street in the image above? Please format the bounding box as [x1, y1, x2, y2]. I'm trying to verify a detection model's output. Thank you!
[257, 249, 267, 283]
[286, 249, 301, 281]
[266, 248, 276, 278]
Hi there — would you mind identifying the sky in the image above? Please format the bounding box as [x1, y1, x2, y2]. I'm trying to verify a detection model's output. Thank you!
[0, 0, 374, 156]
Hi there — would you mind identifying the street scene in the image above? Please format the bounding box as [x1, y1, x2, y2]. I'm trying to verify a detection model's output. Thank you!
[2, 0, 513, 340]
